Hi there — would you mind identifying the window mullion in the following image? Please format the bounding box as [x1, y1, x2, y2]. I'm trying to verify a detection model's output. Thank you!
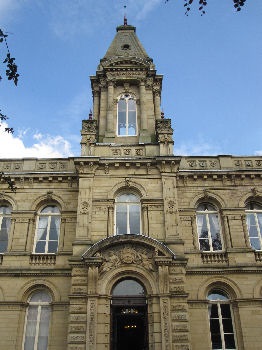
[127, 203, 130, 234]
[254, 213, 262, 249]
[45, 215, 51, 253]
[126, 99, 128, 136]
[218, 303, 226, 350]
[34, 305, 41, 350]
[206, 213, 213, 251]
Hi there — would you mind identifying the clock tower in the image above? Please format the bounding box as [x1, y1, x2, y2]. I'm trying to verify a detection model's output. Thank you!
[81, 20, 174, 157]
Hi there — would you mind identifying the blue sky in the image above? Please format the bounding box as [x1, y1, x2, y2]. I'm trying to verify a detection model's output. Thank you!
[0, 0, 262, 158]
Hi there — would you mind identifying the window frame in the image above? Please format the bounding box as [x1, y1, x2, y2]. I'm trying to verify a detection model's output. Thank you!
[207, 289, 237, 350]
[196, 203, 223, 252]
[114, 193, 141, 235]
[0, 204, 12, 253]
[245, 202, 262, 251]
[22, 290, 52, 350]
[117, 94, 137, 136]
[33, 205, 61, 254]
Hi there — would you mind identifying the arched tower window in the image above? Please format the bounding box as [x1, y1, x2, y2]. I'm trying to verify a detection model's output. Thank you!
[0, 205, 12, 253]
[196, 203, 223, 252]
[23, 290, 52, 350]
[34, 205, 61, 254]
[117, 94, 137, 136]
[245, 201, 262, 250]
[115, 194, 141, 235]
[207, 289, 236, 350]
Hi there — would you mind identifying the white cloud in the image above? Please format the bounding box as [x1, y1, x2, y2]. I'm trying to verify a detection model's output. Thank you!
[174, 139, 222, 156]
[34, 0, 162, 40]
[135, 0, 162, 21]
[255, 150, 262, 156]
[0, 122, 73, 158]
[0, 0, 22, 24]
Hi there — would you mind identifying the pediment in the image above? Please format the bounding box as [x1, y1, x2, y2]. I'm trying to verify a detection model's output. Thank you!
[82, 235, 175, 273]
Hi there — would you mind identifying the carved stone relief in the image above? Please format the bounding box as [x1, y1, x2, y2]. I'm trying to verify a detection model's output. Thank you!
[99, 245, 155, 274]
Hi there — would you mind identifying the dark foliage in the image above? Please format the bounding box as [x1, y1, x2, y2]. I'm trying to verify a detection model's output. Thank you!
[0, 29, 18, 191]
[0, 29, 19, 85]
[165, 0, 247, 15]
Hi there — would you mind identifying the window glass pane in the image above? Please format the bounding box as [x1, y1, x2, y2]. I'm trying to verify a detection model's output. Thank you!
[222, 318, 233, 333]
[129, 204, 140, 234]
[128, 99, 136, 111]
[128, 111, 136, 135]
[211, 333, 222, 349]
[118, 99, 126, 111]
[30, 291, 51, 303]
[199, 239, 210, 251]
[0, 206, 11, 214]
[197, 215, 208, 238]
[38, 306, 51, 350]
[117, 194, 139, 203]
[210, 304, 219, 318]
[224, 334, 236, 349]
[220, 304, 231, 318]
[118, 112, 126, 135]
[24, 292, 51, 350]
[49, 217, 60, 240]
[41, 206, 59, 214]
[0, 217, 10, 252]
[248, 222, 259, 237]
[208, 291, 228, 301]
[37, 217, 48, 240]
[257, 213, 262, 233]
[112, 279, 145, 296]
[35, 241, 46, 253]
[48, 241, 58, 253]
[118, 99, 127, 135]
[247, 213, 256, 226]
[116, 204, 127, 234]
[24, 306, 38, 350]
[250, 237, 261, 250]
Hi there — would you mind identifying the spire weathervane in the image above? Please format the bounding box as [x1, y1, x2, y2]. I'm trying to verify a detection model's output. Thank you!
[124, 5, 127, 25]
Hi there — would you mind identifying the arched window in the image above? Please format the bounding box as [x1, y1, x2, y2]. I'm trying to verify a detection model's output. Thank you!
[115, 194, 141, 235]
[245, 202, 262, 250]
[0, 205, 12, 253]
[117, 94, 137, 136]
[34, 206, 60, 254]
[196, 203, 223, 251]
[112, 279, 145, 296]
[23, 290, 52, 350]
[207, 289, 236, 350]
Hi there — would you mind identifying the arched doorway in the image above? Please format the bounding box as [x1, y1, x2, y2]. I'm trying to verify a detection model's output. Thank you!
[111, 279, 148, 350]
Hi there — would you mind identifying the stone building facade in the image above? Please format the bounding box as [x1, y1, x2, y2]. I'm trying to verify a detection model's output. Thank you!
[0, 22, 262, 350]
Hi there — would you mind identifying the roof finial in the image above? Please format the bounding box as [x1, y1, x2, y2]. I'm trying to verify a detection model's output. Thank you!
[124, 5, 127, 25]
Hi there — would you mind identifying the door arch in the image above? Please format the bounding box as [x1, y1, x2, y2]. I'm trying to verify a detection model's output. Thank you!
[111, 278, 148, 350]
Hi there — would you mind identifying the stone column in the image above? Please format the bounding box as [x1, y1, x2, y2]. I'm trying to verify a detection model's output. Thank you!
[142, 204, 149, 236]
[154, 90, 161, 119]
[106, 81, 114, 133]
[139, 81, 147, 130]
[67, 265, 88, 350]
[108, 204, 114, 237]
[93, 90, 100, 120]
[241, 214, 250, 248]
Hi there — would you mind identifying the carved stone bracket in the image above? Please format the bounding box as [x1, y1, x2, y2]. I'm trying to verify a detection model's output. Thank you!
[80, 120, 98, 156]
[156, 119, 174, 150]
